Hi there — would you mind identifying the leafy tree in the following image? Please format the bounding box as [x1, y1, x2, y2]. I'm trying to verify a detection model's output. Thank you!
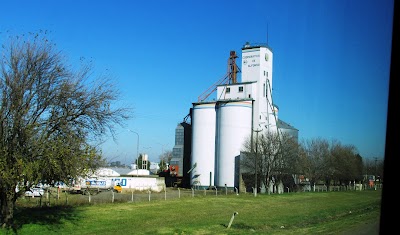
[0, 33, 130, 227]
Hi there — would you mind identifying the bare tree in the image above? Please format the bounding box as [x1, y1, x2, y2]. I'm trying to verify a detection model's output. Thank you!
[300, 138, 331, 188]
[243, 133, 370, 193]
[298, 138, 364, 190]
[363, 157, 384, 184]
[274, 132, 302, 191]
[0, 33, 130, 227]
[241, 130, 282, 194]
[159, 150, 172, 172]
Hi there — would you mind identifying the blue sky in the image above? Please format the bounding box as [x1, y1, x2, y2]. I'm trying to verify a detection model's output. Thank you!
[0, 0, 394, 165]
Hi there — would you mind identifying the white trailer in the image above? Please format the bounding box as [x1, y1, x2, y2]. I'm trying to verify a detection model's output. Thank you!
[67, 177, 114, 194]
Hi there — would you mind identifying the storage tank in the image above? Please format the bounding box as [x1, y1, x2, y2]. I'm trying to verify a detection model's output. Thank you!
[191, 102, 216, 188]
[215, 100, 253, 188]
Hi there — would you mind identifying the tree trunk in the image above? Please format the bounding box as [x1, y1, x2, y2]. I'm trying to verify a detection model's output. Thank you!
[266, 177, 271, 195]
[0, 188, 16, 228]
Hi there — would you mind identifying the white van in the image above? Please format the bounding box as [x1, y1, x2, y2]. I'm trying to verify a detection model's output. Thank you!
[25, 187, 44, 197]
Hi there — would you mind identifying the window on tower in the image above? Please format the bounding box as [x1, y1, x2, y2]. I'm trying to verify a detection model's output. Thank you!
[238, 86, 243, 92]
[226, 87, 230, 93]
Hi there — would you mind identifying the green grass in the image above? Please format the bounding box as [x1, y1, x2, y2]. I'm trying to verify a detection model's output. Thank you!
[2, 190, 381, 235]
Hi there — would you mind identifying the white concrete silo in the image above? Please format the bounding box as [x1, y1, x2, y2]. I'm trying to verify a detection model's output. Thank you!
[215, 100, 253, 188]
[191, 102, 216, 188]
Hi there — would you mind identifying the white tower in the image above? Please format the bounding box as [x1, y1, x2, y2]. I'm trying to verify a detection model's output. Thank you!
[191, 42, 278, 189]
[241, 42, 277, 133]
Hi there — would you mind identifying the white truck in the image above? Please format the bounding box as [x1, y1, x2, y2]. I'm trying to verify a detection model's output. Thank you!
[66, 178, 114, 194]
[80, 178, 114, 195]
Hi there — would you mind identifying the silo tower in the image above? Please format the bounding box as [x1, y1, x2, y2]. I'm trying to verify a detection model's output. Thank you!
[190, 42, 278, 190]
[241, 42, 277, 133]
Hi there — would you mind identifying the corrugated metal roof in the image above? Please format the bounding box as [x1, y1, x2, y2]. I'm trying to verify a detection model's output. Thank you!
[109, 167, 132, 175]
[277, 119, 298, 131]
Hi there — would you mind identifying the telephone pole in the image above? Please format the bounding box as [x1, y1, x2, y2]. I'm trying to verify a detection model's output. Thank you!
[374, 157, 378, 182]
[254, 128, 262, 197]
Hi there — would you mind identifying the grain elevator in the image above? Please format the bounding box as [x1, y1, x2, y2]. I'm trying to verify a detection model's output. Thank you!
[189, 42, 283, 190]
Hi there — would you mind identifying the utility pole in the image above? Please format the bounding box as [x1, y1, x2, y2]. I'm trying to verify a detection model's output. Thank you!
[374, 157, 378, 183]
[127, 129, 139, 177]
[254, 128, 262, 197]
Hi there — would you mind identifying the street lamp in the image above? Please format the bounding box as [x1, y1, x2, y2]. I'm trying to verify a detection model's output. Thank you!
[157, 142, 166, 154]
[127, 129, 139, 176]
[142, 146, 152, 151]
[157, 143, 167, 171]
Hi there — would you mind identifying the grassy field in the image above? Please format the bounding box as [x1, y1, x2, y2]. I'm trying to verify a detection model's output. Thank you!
[2, 189, 381, 235]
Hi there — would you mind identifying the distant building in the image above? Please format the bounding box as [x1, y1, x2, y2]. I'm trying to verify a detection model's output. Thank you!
[171, 123, 185, 176]
[96, 167, 126, 177]
[94, 167, 150, 177]
[149, 162, 160, 174]
[277, 119, 299, 141]
[171, 120, 192, 188]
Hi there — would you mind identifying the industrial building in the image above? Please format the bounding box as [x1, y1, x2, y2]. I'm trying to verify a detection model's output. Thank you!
[171, 42, 298, 190]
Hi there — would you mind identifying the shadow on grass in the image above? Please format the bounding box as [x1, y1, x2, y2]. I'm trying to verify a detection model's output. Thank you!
[220, 222, 255, 230]
[11, 205, 82, 233]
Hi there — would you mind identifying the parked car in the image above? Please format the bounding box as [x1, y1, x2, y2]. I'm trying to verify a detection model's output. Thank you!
[25, 187, 44, 197]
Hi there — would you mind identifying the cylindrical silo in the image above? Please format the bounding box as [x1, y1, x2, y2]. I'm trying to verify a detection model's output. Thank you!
[191, 102, 216, 189]
[215, 100, 253, 188]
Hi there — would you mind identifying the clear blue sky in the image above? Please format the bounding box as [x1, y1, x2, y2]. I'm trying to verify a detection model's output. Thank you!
[1, 0, 394, 165]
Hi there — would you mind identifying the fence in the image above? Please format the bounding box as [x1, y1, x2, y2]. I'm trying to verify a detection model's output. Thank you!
[17, 183, 383, 207]
[18, 186, 242, 207]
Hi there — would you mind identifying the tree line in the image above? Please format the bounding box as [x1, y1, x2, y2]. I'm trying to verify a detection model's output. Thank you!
[240, 131, 384, 194]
